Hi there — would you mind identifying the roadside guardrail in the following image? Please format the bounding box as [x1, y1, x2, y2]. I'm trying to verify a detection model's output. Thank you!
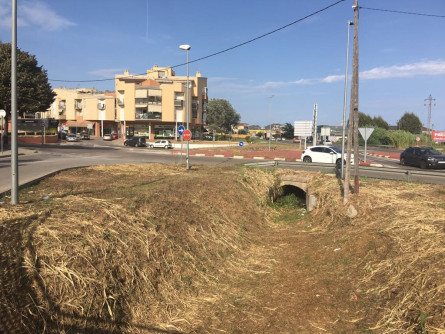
[244, 161, 445, 185]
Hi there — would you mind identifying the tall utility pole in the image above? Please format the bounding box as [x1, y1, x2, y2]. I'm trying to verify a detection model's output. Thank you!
[312, 103, 318, 144]
[344, 0, 359, 203]
[352, 0, 360, 195]
[424, 94, 436, 135]
[268, 95, 274, 151]
[11, 0, 18, 204]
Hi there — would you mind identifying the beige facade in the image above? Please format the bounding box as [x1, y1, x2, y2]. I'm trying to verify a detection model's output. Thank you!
[115, 65, 208, 139]
[48, 88, 116, 136]
[49, 65, 208, 140]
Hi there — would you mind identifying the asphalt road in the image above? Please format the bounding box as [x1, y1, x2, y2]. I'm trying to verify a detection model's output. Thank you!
[0, 139, 443, 196]
[0, 140, 253, 195]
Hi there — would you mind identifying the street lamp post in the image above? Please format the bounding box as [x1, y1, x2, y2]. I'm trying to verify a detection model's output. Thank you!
[179, 44, 191, 170]
[268, 95, 274, 152]
[341, 20, 354, 179]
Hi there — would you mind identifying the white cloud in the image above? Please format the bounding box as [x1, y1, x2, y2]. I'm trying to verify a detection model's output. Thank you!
[360, 60, 445, 80]
[211, 60, 445, 96]
[88, 68, 125, 78]
[0, 0, 75, 31]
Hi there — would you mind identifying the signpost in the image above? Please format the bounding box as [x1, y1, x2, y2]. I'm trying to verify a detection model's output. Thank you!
[182, 129, 192, 141]
[0, 109, 5, 154]
[294, 121, 313, 149]
[358, 127, 374, 162]
[178, 126, 185, 163]
[178, 125, 185, 136]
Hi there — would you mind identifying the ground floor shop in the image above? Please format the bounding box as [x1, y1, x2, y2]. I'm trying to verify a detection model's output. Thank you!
[119, 121, 204, 140]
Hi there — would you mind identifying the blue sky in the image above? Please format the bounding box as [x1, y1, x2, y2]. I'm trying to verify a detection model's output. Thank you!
[1, 0, 444, 130]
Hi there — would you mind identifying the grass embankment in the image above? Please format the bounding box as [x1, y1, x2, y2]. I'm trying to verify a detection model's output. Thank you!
[0, 164, 444, 333]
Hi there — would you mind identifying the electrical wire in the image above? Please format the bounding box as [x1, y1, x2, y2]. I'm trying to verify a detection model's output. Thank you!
[49, 0, 345, 83]
[360, 6, 445, 18]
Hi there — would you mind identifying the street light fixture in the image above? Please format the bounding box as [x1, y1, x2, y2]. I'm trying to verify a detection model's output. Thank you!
[341, 21, 354, 179]
[268, 95, 274, 152]
[179, 44, 191, 170]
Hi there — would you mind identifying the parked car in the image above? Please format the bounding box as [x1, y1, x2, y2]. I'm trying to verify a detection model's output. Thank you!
[124, 136, 147, 147]
[301, 145, 354, 169]
[103, 133, 113, 141]
[322, 140, 332, 145]
[65, 133, 79, 142]
[111, 133, 118, 140]
[400, 147, 445, 169]
[79, 132, 90, 140]
[149, 139, 173, 149]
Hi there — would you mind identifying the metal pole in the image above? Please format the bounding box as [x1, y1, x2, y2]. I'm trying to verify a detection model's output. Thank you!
[268, 95, 274, 152]
[186, 49, 190, 170]
[11, 0, 18, 204]
[352, 0, 360, 194]
[1, 115, 3, 154]
[341, 21, 353, 179]
[364, 128, 367, 162]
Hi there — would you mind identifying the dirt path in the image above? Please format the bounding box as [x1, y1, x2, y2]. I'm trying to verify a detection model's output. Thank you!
[199, 217, 385, 334]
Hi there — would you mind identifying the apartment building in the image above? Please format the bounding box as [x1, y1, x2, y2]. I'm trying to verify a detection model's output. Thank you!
[115, 65, 208, 139]
[47, 88, 116, 136]
[47, 65, 208, 140]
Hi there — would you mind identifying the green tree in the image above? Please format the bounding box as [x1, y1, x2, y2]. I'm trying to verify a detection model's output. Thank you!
[397, 112, 422, 134]
[358, 112, 374, 127]
[373, 115, 389, 130]
[206, 99, 240, 133]
[282, 122, 294, 139]
[0, 42, 55, 118]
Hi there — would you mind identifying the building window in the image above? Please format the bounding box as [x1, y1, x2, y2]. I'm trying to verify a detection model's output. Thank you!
[192, 97, 198, 119]
[148, 96, 162, 104]
[147, 112, 162, 120]
[135, 98, 148, 105]
[135, 107, 148, 119]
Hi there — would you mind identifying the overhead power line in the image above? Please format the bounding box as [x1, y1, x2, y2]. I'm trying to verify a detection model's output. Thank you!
[49, 0, 345, 83]
[360, 6, 445, 18]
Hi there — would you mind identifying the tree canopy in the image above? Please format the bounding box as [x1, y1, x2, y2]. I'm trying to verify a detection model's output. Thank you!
[282, 122, 294, 139]
[397, 112, 422, 134]
[357, 112, 389, 130]
[206, 99, 240, 133]
[0, 42, 55, 118]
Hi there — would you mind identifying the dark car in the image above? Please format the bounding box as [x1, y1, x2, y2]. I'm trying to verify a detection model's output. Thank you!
[400, 147, 445, 169]
[79, 132, 90, 140]
[124, 136, 147, 147]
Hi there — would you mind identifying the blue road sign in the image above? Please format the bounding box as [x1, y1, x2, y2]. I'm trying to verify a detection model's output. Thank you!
[239, 141, 244, 147]
[178, 125, 185, 135]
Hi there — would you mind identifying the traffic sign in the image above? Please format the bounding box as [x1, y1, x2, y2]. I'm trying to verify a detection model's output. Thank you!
[358, 128, 374, 163]
[239, 141, 244, 147]
[0, 110, 6, 117]
[178, 125, 185, 135]
[416, 136, 421, 142]
[182, 129, 192, 141]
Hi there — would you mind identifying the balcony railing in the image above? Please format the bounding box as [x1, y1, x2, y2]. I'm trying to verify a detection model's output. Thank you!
[174, 100, 183, 107]
[135, 112, 162, 120]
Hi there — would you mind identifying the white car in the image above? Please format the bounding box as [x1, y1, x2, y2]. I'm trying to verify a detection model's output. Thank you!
[65, 133, 79, 142]
[301, 145, 354, 168]
[149, 140, 173, 149]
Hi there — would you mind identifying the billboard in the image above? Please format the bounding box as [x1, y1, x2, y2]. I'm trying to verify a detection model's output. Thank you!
[432, 131, 445, 143]
[294, 121, 312, 137]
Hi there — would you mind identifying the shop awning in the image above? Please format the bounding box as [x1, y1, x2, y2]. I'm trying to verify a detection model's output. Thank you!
[66, 120, 94, 128]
